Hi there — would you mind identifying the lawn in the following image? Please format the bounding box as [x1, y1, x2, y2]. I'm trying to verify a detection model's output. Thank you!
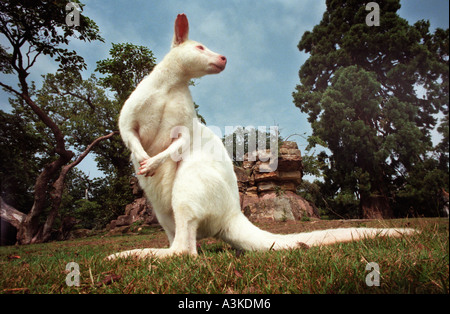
[0, 218, 448, 294]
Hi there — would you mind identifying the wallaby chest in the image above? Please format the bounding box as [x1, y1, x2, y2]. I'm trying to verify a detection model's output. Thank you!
[137, 86, 195, 156]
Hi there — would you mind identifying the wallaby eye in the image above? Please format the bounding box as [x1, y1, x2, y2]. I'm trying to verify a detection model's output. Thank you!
[196, 45, 205, 51]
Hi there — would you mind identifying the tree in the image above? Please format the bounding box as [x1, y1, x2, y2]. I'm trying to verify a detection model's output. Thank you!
[18, 43, 159, 233]
[0, 110, 44, 211]
[92, 43, 159, 223]
[42, 43, 160, 230]
[94, 43, 157, 176]
[96, 43, 156, 104]
[293, 0, 448, 218]
[0, 0, 116, 243]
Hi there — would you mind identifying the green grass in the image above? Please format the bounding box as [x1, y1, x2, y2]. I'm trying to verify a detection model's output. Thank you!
[0, 218, 448, 294]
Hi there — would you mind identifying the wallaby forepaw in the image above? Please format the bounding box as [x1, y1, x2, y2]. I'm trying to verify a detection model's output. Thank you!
[137, 157, 160, 176]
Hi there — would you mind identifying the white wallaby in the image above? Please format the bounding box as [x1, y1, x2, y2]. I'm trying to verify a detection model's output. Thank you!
[107, 14, 415, 260]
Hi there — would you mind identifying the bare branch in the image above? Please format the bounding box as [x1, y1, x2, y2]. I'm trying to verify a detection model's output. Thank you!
[63, 90, 96, 110]
[0, 81, 21, 97]
[25, 47, 41, 71]
[0, 197, 26, 229]
[67, 131, 120, 170]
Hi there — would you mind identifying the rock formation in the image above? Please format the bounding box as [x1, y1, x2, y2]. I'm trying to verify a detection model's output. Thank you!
[106, 177, 158, 235]
[235, 141, 320, 221]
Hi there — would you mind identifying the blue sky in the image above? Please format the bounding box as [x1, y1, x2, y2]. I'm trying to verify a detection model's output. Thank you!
[1, 0, 449, 178]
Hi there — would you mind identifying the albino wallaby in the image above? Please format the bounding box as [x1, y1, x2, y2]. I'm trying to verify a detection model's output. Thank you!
[107, 14, 414, 260]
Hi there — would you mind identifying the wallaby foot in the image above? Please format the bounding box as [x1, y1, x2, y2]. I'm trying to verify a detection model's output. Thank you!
[106, 247, 197, 260]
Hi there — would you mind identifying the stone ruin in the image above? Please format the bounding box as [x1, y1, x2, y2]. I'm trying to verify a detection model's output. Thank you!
[106, 141, 319, 234]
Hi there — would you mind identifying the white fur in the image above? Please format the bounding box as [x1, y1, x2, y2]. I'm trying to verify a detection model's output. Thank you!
[106, 14, 415, 260]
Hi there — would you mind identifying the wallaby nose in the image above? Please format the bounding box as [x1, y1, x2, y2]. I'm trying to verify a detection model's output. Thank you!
[220, 55, 227, 63]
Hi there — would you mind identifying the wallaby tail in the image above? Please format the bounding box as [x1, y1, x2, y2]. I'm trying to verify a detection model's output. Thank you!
[220, 213, 416, 251]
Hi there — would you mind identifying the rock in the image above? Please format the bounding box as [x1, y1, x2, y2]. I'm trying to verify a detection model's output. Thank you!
[106, 180, 159, 234]
[257, 181, 277, 193]
[107, 225, 130, 236]
[278, 171, 302, 183]
[280, 141, 298, 149]
[234, 166, 249, 183]
[69, 228, 91, 239]
[236, 141, 319, 222]
[283, 191, 319, 218]
[113, 214, 133, 227]
[254, 171, 278, 182]
[241, 193, 260, 211]
[243, 191, 319, 222]
[130, 177, 143, 197]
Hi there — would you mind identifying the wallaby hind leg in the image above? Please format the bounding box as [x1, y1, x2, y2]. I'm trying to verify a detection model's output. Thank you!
[105, 205, 198, 260]
[169, 205, 199, 256]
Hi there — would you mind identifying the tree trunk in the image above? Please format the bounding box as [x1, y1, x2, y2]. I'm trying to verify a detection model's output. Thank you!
[360, 193, 393, 219]
[4, 131, 119, 244]
[1, 76, 120, 244]
[40, 166, 71, 243]
[11, 75, 76, 244]
[16, 155, 73, 244]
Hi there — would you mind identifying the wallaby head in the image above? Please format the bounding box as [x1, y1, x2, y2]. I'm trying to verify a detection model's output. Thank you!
[169, 14, 227, 78]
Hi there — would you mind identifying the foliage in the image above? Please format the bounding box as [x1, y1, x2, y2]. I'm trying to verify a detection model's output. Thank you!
[0, 0, 103, 76]
[0, 110, 45, 211]
[31, 42, 159, 229]
[0, 0, 107, 244]
[0, 0, 177, 235]
[293, 0, 449, 218]
[96, 43, 156, 103]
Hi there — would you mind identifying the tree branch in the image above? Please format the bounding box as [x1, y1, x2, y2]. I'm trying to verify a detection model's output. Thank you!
[68, 131, 120, 170]
[0, 81, 22, 97]
[40, 130, 120, 242]
[63, 90, 96, 110]
[0, 197, 26, 229]
[25, 47, 41, 71]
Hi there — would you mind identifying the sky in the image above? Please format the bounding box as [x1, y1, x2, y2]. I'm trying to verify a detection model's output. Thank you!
[1, 0, 449, 179]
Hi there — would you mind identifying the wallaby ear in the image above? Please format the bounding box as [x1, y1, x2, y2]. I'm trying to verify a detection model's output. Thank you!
[172, 13, 189, 47]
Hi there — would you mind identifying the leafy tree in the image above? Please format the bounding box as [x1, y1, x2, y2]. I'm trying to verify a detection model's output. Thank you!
[0, 0, 114, 244]
[30, 71, 130, 229]
[94, 43, 158, 176]
[21, 42, 158, 231]
[0, 110, 45, 211]
[293, 0, 448, 218]
[96, 43, 156, 103]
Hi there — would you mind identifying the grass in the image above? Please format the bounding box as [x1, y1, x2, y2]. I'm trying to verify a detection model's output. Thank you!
[0, 218, 448, 294]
